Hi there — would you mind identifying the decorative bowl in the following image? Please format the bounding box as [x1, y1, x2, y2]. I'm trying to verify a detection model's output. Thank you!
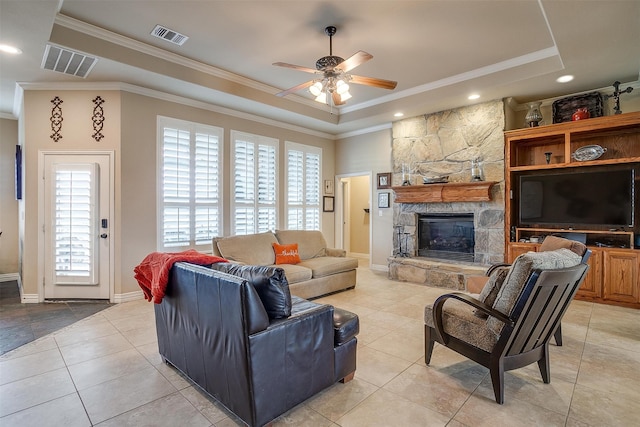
[572, 145, 606, 161]
[423, 176, 449, 184]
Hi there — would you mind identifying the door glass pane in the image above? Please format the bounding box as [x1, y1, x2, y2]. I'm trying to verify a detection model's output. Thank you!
[53, 163, 97, 284]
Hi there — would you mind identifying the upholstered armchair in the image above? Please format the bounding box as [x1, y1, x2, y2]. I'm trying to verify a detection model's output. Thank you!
[480, 236, 590, 346]
[424, 247, 590, 404]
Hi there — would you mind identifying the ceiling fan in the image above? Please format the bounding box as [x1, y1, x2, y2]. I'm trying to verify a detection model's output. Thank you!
[273, 26, 397, 105]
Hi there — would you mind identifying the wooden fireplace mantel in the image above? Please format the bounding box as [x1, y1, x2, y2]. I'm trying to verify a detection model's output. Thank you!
[392, 181, 497, 203]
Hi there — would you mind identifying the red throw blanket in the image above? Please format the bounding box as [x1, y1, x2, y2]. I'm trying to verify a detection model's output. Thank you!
[134, 250, 227, 304]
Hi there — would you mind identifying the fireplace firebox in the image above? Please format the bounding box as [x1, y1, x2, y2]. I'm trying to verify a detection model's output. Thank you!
[418, 213, 475, 262]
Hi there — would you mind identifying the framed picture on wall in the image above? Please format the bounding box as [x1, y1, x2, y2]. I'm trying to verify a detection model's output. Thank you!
[324, 179, 334, 195]
[323, 196, 334, 212]
[377, 172, 391, 189]
[378, 192, 390, 208]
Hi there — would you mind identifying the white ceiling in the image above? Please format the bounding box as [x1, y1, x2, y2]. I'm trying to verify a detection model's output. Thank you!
[1, 0, 639, 136]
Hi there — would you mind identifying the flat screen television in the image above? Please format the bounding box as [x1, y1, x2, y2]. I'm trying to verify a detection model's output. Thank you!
[518, 165, 636, 230]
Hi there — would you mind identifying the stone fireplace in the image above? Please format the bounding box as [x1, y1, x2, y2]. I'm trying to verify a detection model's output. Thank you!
[387, 100, 506, 289]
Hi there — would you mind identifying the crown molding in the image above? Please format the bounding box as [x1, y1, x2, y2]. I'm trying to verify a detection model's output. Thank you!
[336, 123, 391, 140]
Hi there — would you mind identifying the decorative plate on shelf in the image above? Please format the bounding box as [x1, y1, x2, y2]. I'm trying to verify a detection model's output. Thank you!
[571, 145, 606, 161]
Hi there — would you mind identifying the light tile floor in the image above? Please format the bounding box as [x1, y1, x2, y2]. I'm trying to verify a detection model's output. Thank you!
[1, 265, 639, 426]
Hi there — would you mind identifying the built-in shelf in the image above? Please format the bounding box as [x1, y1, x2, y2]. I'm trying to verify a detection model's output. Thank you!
[392, 181, 497, 203]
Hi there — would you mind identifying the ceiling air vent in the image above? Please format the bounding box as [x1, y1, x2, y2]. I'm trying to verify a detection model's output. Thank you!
[41, 44, 98, 78]
[151, 25, 189, 46]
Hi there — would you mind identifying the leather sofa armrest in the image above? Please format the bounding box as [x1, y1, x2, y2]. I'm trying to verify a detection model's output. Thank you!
[326, 248, 346, 257]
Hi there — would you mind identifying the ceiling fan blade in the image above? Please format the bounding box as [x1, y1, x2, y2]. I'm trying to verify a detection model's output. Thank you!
[276, 80, 315, 97]
[332, 92, 345, 106]
[336, 50, 373, 73]
[272, 62, 318, 74]
[350, 74, 398, 90]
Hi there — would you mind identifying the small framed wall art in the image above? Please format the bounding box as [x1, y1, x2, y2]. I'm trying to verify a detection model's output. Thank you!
[378, 192, 390, 208]
[377, 172, 391, 189]
[323, 196, 335, 212]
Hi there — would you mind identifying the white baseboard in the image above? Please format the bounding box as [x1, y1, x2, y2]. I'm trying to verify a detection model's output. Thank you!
[0, 273, 20, 282]
[370, 263, 389, 272]
[21, 294, 40, 303]
[113, 290, 144, 303]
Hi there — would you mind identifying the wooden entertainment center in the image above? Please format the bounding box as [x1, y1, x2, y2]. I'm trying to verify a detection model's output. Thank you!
[504, 111, 640, 308]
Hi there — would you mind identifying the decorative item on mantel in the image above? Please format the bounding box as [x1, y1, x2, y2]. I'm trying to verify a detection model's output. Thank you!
[524, 102, 543, 127]
[470, 158, 483, 181]
[401, 163, 412, 186]
[604, 81, 634, 115]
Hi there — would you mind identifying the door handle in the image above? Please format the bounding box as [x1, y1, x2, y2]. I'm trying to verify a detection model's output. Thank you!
[100, 233, 108, 239]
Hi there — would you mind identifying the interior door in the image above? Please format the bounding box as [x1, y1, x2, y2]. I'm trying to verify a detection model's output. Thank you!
[43, 153, 111, 299]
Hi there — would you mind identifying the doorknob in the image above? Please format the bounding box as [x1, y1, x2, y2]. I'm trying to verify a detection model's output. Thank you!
[100, 233, 108, 238]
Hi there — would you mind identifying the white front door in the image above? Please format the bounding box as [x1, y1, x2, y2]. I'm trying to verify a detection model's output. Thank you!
[43, 153, 112, 300]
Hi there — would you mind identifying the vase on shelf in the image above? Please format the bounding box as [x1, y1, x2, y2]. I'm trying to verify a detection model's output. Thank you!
[525, 102, 543, 127]
[572, 107, 590, 121]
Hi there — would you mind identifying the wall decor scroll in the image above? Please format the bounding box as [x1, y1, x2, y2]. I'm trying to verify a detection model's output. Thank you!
[92, 96, 105, 141]
[50, 96, 63, 142]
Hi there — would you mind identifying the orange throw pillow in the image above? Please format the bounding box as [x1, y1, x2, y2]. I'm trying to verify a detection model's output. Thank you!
[272, 243, 301, 265]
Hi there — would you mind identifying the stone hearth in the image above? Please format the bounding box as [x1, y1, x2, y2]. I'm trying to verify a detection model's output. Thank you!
[387, 257, 487, 290]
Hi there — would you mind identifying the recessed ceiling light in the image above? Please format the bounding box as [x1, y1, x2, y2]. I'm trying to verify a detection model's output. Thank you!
[394, 112, 404, 117]
[468, 94, 480, 100]
[556, 75, 574, 83]
[0, 44, 22, 54]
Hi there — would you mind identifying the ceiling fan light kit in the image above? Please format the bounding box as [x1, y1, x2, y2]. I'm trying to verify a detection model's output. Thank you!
[274, 26, 397, 106]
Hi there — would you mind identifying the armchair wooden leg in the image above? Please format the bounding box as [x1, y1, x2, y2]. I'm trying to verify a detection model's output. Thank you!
[424, 325, 435, 365]
[490, 360, 505, 404]
[553, 323, 563, 346]
[537, 345, 551, 384]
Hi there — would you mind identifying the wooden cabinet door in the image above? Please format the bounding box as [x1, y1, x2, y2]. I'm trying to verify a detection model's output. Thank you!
[577, 249, 602, 298]
[507, 243, 537, 263]
[603, 250, 639, 303]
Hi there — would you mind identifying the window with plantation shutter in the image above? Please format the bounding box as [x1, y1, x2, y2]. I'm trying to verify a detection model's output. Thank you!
[231, 131, 278, 235]
[158, 117, 222, 251]
[285, 141, 321, 230]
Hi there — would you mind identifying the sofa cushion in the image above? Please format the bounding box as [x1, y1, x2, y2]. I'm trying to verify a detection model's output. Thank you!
[486, 248, 582, 335]
[215, 232, 278, 265]
[273, 263, 313, 284]
[425, 300, 498, 353]
[209, 263, 292, 319]
[275, 230, 327, 260]
[297, 256, 359, 278]
[272, 243, 301, 265]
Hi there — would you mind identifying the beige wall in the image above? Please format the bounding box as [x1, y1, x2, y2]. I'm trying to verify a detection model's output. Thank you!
[336, 128, 393, 269]
[0, 118, 19, 275]
[109, 91, 336, 296]
[17, 89, 335, 300]
[21, 91, 122, 298]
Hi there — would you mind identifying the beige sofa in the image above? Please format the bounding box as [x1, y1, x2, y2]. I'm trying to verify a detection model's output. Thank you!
[212, 230, 358, 299]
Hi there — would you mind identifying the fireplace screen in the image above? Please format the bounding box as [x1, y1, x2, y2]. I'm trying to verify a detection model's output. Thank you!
[418, 213, 475, 262]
